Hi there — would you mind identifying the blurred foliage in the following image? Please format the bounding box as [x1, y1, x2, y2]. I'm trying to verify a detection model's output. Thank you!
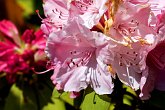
[0, 0, 44, 32]
[16, 0, 35, 17]
[1, 72, 54, 110]
[0, 0, 165, 110]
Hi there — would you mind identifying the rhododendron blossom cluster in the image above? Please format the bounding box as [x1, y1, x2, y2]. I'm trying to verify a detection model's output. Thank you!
[0, 20, 47, 83]
[40, 0, 165, 99]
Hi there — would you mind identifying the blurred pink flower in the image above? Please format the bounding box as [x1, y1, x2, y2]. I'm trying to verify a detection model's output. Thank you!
[0, 20, 47, 83]
[140, 11, 165, 100]
[0, 20, 19, 39]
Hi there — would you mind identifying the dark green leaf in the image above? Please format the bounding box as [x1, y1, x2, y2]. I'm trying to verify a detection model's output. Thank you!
[4, 84, 37, 110]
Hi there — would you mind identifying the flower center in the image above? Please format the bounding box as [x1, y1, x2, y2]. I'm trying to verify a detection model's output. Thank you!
[117, 50, 139, 67]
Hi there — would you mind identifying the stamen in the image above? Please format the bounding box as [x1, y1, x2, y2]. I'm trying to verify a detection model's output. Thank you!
[107, 64, 116, 76]
[32, 67, 54, 74]
[95, 23, 104, 32]
[104, 18, 113, 34]
[36, 10, 44, 20]
[139, 38, 152, 45]
[126, 66, 134, 89]
[111, 0, 122, 17]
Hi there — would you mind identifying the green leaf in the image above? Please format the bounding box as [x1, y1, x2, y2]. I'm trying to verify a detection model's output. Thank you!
[60, 92, 74, 106]
[123, 94, 133, 106]
[4, 84, 37, 110]
[16, 0, 34, 17]
[81, 91, 111, 110]
[52, 89, 74, 106]
[123, 85, 137, 106]
[4, 75, 55, 110]
[42, 98, 66, 110]
[123, 85, 137, 96]
[52, 88, 61, 98]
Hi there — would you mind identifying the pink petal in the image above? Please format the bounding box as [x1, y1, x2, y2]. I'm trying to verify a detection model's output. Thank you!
[70, 0, 108, 28]
[0, 20, 21, 46]
[21, 29, 35, 44]
[0, 20, 18, 38]
[47, 19, 113, 94]
[42, 0, 69, 30]
[139, 68, 156, 100]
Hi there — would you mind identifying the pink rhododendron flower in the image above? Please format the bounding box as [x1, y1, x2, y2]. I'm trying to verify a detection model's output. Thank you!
[0, 20, 47, 83]
[46, 19, 114, 94]
[140, 10, 165, 99]
[140, 40, 165, 100]
[138, 7, 165, 100]
[156, 10, 165, 41]
[69, 0, 109, 28]
[41, 0, 164, 100]
[41, 0, 109, 36]
[100, 34, 157, 100]
[41, 0, 69, 35]
[107, 1, 155, 42]
[107, 43, 149, 90]
[126, 0, 148, 4]
[100, 1, 158, 98]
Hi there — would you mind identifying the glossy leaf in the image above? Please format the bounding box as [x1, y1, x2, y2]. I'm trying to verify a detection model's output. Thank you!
[80, 91, 111, 110]
[42, 98, 66, 110]
[123, 85, 137, 106]
[52, 89, 74, 106]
